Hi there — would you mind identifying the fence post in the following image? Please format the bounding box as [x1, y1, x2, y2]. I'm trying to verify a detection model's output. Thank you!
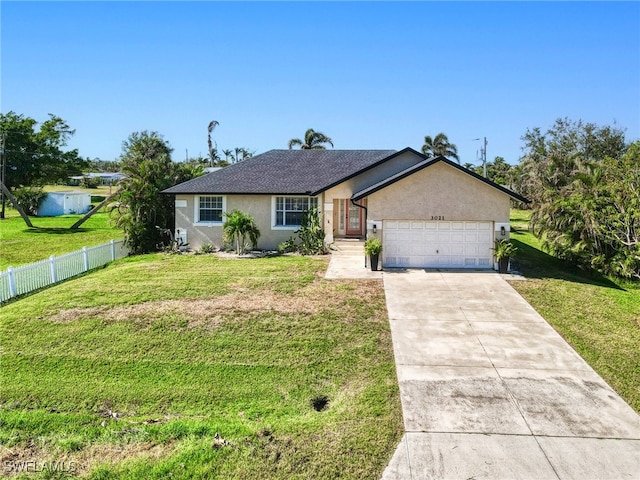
[82, 247, 89, 272]
[49, 256, 58, 283]
[7, 267, 16, 298]
[110, 240, 116, 261]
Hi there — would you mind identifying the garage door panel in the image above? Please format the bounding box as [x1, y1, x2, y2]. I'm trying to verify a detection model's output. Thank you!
[383, 220, 494, 269]
[464, 244, 480, 255]
[447, 256, 465, 267]
[478, 232, 492, 242]
[464, 232, 479, 242]
[451, 232, 464, 242]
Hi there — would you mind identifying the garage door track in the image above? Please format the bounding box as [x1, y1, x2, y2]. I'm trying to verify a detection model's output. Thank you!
[381, 269, 640, 479]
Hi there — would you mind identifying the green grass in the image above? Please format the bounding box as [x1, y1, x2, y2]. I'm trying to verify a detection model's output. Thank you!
[509, 209, 640, 412]
[0, 255, 403, 478]
[0, 208, 123, 270]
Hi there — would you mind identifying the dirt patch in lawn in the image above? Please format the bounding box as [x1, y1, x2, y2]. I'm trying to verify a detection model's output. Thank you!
[50, 279, 385, 329]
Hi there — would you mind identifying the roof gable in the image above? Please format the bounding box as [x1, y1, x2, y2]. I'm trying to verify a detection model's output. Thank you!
[352, 156, 529, 203]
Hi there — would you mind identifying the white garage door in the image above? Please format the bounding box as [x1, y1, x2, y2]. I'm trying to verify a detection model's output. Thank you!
[382, 220, 494, 269]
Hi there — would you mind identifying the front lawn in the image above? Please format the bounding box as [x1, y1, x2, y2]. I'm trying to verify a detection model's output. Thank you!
[509, 209, 640, 412]
[0, 254, 403, 478]
[0, 209, 123, 270]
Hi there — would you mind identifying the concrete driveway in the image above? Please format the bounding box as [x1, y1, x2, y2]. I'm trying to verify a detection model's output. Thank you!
[381, 269, 640, 480]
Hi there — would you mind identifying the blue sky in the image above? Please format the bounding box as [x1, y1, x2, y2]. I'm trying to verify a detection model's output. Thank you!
[2, 1, 639, 165]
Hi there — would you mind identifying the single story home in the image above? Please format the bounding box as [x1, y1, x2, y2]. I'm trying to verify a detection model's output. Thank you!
[68, 172, 126, 186]
[163, 148, 528, 269]
[38, 191, 92, 216]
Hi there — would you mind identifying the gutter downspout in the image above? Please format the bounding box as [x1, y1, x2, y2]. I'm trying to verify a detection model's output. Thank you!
[350, 197, 368, 268]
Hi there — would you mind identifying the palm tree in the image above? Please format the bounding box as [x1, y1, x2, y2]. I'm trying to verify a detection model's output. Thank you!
[207, 120, 219, 165]
[422, 133, 460, 163]
[223, 210, 261, 254]
[288, 128, 334, 150]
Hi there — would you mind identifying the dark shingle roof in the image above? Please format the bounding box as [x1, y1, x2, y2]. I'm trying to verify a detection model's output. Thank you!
[163, 149, 397, 195]
[352, 156, 530, 203]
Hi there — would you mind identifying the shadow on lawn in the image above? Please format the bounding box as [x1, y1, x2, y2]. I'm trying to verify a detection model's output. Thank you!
[510, 237, 625, 291]
[25, 227, 99, 234]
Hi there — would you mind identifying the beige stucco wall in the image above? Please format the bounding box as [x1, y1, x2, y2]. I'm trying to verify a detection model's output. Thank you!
[323, 150, 423, 242]
[175, 194, 325, 251]
[366, 162, 511, 238]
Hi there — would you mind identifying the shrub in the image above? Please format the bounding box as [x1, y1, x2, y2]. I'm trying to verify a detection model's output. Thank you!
[80, 176, 101, 189]
[197, 243, 215, 254]
[278, 237, 297, 254]
[296, 207, 328, 255]
[223, 210, 260, 254]
[364, 237, 383, 256]
[493, 239, 517, 260]
[12, 187, 47, 216]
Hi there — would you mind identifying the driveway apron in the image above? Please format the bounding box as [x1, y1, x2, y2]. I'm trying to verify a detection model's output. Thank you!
[381, 269, 640, 480]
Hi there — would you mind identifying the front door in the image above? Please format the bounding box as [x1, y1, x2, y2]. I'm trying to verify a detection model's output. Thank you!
[346, 201, 363, 236]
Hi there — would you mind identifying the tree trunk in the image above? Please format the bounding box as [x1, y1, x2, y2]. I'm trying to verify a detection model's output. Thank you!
[0, 181, 33, 228]
[70, 191, 118, 229]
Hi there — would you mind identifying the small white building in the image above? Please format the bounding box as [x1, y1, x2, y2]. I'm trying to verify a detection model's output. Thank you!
[38, 191, 92, 217]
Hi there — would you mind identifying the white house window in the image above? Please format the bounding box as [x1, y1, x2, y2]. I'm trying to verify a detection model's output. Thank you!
[273, 196, 318, 228]
[196, 196, 225, 223]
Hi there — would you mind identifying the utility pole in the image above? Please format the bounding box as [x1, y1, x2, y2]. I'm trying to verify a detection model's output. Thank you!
[0, 131, 5, 219]
[482, 136, 487, 178]
[472, 137, 488, 178]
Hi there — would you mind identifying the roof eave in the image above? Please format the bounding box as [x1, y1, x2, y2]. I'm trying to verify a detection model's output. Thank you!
[352, 156, 530, 204]
[310, 148, 422, 196]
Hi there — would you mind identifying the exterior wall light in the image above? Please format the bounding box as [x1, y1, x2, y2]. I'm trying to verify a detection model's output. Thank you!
[373, 224, 377, 233]
[500, 226, 506, 236]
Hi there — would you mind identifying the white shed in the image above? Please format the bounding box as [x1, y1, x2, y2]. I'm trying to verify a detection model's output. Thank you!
[38, 191, 92, 216]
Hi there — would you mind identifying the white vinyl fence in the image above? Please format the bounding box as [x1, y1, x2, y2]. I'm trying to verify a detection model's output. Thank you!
[0, 240, 128, 303]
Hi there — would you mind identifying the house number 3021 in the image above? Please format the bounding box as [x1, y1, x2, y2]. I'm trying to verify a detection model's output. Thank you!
[431, 215, 445, 221]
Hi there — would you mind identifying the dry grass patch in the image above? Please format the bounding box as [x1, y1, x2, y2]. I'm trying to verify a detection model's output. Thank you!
[0, 440, 174, 478]
[50, 279, 386, 331]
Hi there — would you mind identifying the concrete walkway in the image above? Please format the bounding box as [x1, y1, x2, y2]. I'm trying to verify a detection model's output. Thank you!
[325, 240, 382, 279]
[381, 269, 640, 480]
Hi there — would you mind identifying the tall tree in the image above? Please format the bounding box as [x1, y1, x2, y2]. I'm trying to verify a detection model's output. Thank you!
[207, 120, 219, 166]
[111, 131, 196, 254]
[473, 156, 513, 186]
[0, 112, 87, 217]
[518, 118, 626, 206]
[288, 128, 334, 150]
[518, 118, 635, 278]
[421, 133, 460, 163]
[230, 147, 254, 163]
